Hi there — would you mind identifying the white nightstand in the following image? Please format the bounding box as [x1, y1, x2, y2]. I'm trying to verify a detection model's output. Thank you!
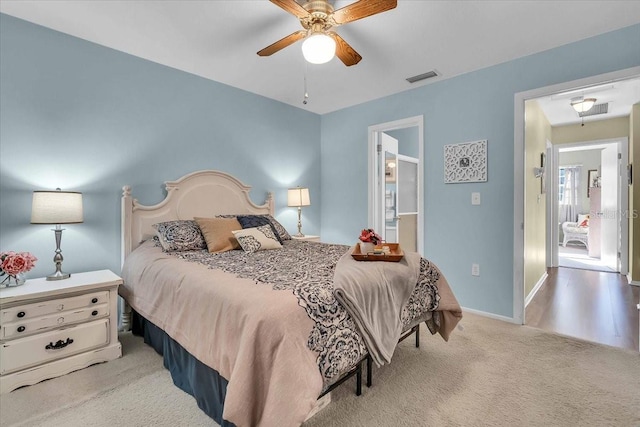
[0, 270, 122, 393]
[291, 235, 320, 243]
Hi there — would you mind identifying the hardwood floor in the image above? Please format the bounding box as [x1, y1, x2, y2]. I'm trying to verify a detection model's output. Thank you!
[526, 267, 640, 351]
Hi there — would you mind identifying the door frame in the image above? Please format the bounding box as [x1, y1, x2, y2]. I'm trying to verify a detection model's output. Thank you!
[513, 66, 640, 325]
[368, 115, 424, 255]
[550, 138, 629, 272]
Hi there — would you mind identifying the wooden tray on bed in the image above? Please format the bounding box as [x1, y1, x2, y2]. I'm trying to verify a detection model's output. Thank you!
[351, 243, 404, 262]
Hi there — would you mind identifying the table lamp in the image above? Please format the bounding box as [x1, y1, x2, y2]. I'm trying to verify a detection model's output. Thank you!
[287, 187, 310, 237]
[31, 188, 83, 280]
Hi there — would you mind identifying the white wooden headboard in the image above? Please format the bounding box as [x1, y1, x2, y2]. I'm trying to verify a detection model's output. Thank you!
[121, 170, 274, 264]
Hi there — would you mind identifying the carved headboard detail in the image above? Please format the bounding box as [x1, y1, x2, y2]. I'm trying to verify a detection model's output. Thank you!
[121, 170, 274, 264]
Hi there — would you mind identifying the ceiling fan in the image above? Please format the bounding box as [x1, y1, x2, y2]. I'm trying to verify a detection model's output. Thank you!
[257, 0, 397, 66]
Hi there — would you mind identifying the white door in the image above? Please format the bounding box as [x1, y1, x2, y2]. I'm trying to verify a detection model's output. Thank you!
[379, 133, 398, 243]
[368, 116, 424, 254]
[396, 155, 419, 252]
[600, 145, 619, 270]
[383, 150, 399, 243]
[382, 154, 419, 251]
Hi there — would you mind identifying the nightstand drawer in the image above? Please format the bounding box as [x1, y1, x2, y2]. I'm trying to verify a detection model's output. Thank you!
[0, 318, 109, 375]
[2, 303, 108, 339]
[0, 291, 108, 324]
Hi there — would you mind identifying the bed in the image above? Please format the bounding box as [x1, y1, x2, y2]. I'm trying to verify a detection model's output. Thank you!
[119, 170, 462, 426]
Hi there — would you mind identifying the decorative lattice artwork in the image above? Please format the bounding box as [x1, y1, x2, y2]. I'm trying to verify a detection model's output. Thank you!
[444, 140, 487, 183]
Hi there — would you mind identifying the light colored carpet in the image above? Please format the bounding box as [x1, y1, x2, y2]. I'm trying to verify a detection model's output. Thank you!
[1, 313, 638, 426]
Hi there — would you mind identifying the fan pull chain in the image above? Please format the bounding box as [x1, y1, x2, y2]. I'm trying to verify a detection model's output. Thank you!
[303, 61, 309, 105]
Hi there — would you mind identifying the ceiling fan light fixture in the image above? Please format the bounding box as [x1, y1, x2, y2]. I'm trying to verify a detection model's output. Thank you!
[570, 97, 597, 113]
[301, 32, 336, 64]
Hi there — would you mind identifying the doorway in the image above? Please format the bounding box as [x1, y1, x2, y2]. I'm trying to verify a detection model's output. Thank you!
[518, 71, 639, 350]
[368, 116, 424, 254]
[513, 66, 640, 325]
[552, 140, 627, 273]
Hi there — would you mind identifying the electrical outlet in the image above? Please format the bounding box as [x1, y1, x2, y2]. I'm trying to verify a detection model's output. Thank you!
[471, 263, 480, 276]
[471, 192, 481, 205]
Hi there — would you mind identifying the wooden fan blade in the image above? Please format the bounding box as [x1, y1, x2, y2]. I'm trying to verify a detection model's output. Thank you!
[270, 0, 310, 19]
[257, 30, 307, 56]
[330, 33, 362, 66]
[331, 0, 397, 25]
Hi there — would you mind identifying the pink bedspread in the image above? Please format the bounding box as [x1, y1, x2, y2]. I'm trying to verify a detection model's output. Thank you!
[121, 241, 322, 426]
[120, 240, 462, 426]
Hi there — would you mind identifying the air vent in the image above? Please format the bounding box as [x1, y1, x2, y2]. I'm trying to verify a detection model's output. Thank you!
[406, 70, 438, 84]
[579, 103, 608, 117]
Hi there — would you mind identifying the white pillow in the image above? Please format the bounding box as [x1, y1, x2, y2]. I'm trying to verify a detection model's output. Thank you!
[232, 225, 282, 253]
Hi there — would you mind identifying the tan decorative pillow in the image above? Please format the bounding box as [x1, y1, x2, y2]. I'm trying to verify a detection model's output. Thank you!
[194, 217, 241, 253]
[232, 225, 282, 253]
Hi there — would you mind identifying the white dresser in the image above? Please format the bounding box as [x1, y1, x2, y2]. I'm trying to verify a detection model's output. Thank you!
[0, 270, 122, 393]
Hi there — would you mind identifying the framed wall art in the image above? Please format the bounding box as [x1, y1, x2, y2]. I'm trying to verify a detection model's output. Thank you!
[444, 139, 488, 183]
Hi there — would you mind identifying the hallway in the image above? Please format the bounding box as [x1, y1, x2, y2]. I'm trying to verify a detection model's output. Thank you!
[526, 267, 639, 351]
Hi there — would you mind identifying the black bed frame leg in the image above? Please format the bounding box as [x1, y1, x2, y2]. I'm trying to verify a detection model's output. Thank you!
[356, 325, 419, 395]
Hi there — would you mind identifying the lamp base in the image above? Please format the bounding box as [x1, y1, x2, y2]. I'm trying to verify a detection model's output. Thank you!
[47, 227, 71, 281]
[293, 232, 305, 238]
[47, 270, 70, 281]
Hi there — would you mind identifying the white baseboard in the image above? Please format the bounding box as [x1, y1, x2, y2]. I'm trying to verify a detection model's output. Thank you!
[461, 307, 518, 324]
[627, 273, 640, 287]
[525, 272, 548, 307]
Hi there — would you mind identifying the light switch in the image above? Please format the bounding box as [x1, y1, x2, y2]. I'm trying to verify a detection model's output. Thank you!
[472, 263, 480, 276]
[471, 192, 481, 205]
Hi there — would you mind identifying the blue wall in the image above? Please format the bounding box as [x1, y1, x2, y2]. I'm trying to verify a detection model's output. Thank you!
[0, 14, 321, 279]
[386, 127, 419, 158]
[2, 13, 639, 318]
[320, 24, 640, 317]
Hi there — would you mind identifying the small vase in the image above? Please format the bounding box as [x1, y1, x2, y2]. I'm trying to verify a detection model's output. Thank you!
[1, 272, 26, 288]
[359, 242, 375, 254]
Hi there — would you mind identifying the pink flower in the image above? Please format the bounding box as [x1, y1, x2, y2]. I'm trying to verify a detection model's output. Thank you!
[359, 228, 381, 245]
[0, 251, 37, 276]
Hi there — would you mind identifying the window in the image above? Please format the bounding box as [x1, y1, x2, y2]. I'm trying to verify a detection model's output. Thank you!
[558, 165, 582, 223]
[558, 168, 566, 203]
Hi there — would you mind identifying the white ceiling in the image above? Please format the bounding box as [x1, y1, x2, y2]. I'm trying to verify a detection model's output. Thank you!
[535, 77, 640, 126]
[1, 1, 640, 115]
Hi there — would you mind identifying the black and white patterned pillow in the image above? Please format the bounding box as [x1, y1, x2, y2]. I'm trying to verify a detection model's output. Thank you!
[152, 220, 207, 252]
[237, 215, 283, 243]
[232, 225, 282, 253]
[261, 214, 292, 241]
[216, 214, 290, 241]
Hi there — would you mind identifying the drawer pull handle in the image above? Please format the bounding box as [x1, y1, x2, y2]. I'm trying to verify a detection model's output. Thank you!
[46, 338, 73, 350]
[17, 326, 25, 333]
[91, 298, 98, 304]
[57, 304, 64, 311]
[92, 310, 98, 316]
[17, 311, 25, 318]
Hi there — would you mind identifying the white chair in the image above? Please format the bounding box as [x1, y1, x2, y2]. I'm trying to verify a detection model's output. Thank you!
[561, 215, 589, 249]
